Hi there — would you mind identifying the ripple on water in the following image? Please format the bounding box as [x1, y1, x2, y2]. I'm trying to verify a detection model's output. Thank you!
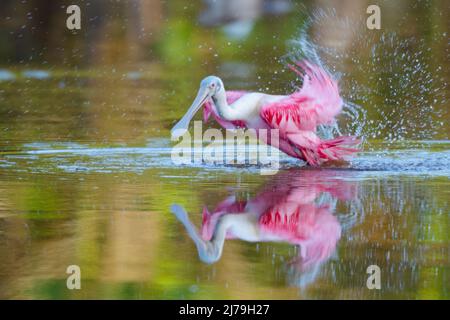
[350, 149, 450, 175]
[1, 139, 449, 177]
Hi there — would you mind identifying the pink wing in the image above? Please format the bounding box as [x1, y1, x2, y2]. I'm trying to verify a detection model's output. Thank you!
[260, 61, 359, 165]
[203, 90, 247, 129]
[258, 179, 342, 268]
[261, 61, 343, 133]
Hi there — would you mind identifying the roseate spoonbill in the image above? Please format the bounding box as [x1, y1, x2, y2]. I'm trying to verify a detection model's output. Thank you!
[170, 169, 357, 272]
[171, 60, 360, 166]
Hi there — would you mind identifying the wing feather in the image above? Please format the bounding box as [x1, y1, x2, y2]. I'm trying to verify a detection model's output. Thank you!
[261, 61, 343, 133]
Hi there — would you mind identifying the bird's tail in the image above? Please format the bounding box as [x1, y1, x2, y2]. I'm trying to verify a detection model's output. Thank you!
[302, 136, 361, 166]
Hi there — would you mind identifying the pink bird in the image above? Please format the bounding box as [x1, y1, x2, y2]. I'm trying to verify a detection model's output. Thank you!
[171, 60, 360, 166]
[171, 169, 356, 270]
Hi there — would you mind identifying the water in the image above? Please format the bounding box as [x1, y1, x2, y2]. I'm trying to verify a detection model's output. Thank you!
[0, 0, 449, 299]
[0, 142, 448, 299]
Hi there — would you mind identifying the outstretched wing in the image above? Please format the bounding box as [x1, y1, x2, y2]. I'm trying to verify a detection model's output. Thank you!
[261, 61, 343, 133]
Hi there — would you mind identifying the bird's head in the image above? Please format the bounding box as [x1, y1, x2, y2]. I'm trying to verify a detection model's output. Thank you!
[200, 75, 223, 96]
[171, 76, 224, 139]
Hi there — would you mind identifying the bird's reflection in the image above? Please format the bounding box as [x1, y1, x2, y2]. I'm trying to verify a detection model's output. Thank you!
[171, 169, 361, 287]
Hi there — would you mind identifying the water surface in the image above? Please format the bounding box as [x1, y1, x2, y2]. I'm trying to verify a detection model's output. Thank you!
[0, 0, 449, 299]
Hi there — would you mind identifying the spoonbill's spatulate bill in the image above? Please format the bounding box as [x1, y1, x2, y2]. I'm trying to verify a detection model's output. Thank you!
[171, 61, 360, 166]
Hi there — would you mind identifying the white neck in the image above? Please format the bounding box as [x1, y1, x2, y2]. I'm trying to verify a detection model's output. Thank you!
[212, 89, 238, 121]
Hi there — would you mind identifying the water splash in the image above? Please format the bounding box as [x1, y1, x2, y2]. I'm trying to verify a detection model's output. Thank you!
[285, 8, 447, 145]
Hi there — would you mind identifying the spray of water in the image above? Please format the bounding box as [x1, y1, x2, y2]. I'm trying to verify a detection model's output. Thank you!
[285, 8, 447, 146]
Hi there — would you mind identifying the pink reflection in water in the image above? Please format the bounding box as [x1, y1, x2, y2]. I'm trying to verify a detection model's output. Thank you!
[171, 169, 358, 286]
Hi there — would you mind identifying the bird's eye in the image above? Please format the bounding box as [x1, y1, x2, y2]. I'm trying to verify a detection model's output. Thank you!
[211, 83, 215, 87]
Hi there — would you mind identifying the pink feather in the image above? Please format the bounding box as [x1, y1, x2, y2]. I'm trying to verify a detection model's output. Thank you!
[203, 91, 247, 129]
[260, 60, 360, 165]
